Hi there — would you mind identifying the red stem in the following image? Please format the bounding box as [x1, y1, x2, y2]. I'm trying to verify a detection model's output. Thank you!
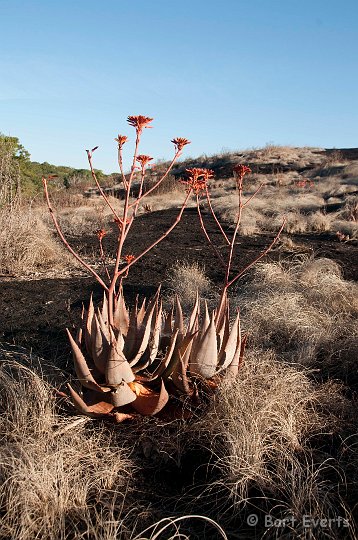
[42, 177, 109, 291]
[108, 132, 142, 324]
[87, 151, 122, 223]
[118, 146, 128, 189]
[227, 218, 286, 288]
[98, 238, 111, 283]
[205, 185, 230, 244]
[196, 194, 227, 269]
[128, 151, 181, 208]
[116, 190, 192, 278]
[242, 183, 264, 208]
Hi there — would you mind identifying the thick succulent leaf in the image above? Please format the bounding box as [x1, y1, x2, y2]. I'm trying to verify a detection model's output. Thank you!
[203, 300, 210, 334]
[91, 315, 109, 374]
[76, 305, 85, 345]
[174, 295, 184, 336]
[101, 291, 109, 326]
[146, 286, 161, 315]
[110, 382, 137, 407]
[149, 300, 162, 363]
[217, 305, 230, 359]
[97, 308, 110, 341]
[113, 289, 129, 336]
[189, 301, 210, 366]
[218, 310, 240, 369]
[160, 329, 182, 379]
[215, 290, 228, 329]
[68, 384, 114, 416]
[148, 329, 179, 379]
[225, 334, 247, 379]
[164, 305, 173, 333]
[130, 379, 169, 415]
[105, 340, 135, 385]
[137, 297, 146, 326]
[129, 298, 157, 367]
[187, 291, 200, 335]
[172, 352, 192, 394]
[84, 295, 95, 358]
[66, 329, 110, 392]
[172, 335, 196, 394]
[109, 325, 124, 355]
[165, 331, 196, 382]
[123, 297, 138, 359]
[180, 329, 198, 370]
[189, 313, 218, 378]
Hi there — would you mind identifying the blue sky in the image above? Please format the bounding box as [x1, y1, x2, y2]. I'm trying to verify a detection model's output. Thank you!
[1, 0, 357, 172]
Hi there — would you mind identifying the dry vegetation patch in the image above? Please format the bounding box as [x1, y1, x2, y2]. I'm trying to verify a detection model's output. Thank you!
[186, 351, 354, 534]
[0, 351, 141, 540]
[236, 258, 358, 383]
[0, 206, 72, 276]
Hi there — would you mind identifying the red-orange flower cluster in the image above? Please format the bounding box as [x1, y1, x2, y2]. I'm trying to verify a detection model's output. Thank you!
[115, 135, 128, 148]
[233, 165, 252, 179]
[124, 254, 135, 264]
[233, 164, 251, 189]
[136, 155, 154, 168]
[181, 168, 214, 194]
[95, 228, 107, 240]
[127, 115, 153, 134]
[171, 137, 191, 152]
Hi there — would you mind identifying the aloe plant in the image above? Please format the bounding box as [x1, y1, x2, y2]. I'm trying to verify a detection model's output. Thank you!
[67, 287, 246, 420]
[43, 115, 284, 420]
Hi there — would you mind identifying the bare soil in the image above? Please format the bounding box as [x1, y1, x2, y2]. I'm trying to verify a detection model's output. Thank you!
[0, 207, 357, 368]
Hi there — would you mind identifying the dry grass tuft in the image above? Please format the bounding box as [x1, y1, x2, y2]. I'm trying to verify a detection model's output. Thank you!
[0, 206, 72, 275]
[183, 350, 355, 538]
[0, 350, 138, 540]
[235, 258, 358, 381]
[166, 260, 212, 307]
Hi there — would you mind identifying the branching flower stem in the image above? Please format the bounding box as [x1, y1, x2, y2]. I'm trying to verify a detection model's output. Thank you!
[116, 190, 192, 279]
[87, 151, 122, 223]
[42, 177, 109, 291]
[44, 119, 192, 330]
[118, 145, 128, 189]
[205, 185, 230, 245]
[196, 194, 227, 269]
[128, 150, 181, 209]
[108, 132, 141, 322]
[98, 237, 111, 284]
[227, 217, 286, 288]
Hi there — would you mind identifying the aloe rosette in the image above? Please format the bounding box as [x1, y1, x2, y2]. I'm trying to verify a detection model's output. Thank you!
[67, 288, 246, 421]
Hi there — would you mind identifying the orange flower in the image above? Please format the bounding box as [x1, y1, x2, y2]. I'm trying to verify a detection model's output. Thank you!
[233, 165, 251, 179]
[127, 115, 153, 134]
[181, 168, 214, 194]
[124, 254, 135, 264]
[95, 228, 107, 240]
[171, 137, 191, 152]
[136, 155, 154, 168]
[115, 135, 128, 148]
[233, 164, 251, 189]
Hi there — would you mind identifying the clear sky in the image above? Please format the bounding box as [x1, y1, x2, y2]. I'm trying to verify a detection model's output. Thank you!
[1, 0, 357, 172]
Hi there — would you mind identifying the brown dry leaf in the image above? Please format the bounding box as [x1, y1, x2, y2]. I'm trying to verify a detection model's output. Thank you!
[129, 379, 169, 415]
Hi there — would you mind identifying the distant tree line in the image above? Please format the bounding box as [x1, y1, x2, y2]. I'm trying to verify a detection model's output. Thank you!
[0, 133, 110, 204]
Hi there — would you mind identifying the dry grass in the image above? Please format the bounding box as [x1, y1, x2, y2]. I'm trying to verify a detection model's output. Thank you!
[0, 206, 72, 275]
[235, 258, 358, 382]
[0, 348, 141, 540]
[0, 267, 357, 538]
[166, 350, 356, 539]
[165, 260, 213, 307]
